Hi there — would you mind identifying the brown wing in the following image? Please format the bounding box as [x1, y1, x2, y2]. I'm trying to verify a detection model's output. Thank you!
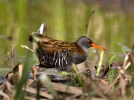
[37, 36, 86, 55]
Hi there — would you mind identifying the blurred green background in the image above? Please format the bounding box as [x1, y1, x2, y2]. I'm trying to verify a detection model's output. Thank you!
[0, 0, 134, 73]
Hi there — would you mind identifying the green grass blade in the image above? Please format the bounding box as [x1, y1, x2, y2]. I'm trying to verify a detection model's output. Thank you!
[72, 63, 84, 86]
[96, 51, 104, 76]
[109, 55, 117, 68]
[14, 51, 32, 100]
[40, 74, 59, 100]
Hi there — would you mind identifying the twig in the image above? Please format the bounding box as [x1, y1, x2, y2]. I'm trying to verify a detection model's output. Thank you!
[119, 67, 131, 96]
[86, 10, 95, 37]
[21, 45, 34, 52]
[104, 53, 131, 94]
[104, 61, 131, 94]
[123, 53, 130, 68]
[0, 90, 9, 100]
[104, 74, 120, 94]
[129, 53, 134, 71]
[10, 44, 15, 67]
[5, 61, 10, 68]
[23, 86, 53, 99]
[50, 82, 82, 95]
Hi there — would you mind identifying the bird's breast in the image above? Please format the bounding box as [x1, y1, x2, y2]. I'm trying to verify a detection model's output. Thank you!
[72, 53, 87, 64]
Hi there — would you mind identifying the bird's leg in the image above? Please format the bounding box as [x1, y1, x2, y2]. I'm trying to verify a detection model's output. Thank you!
[32, 65, 39, 80]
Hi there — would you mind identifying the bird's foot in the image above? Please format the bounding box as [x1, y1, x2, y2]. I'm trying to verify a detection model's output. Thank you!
[32, 65, 39, 80]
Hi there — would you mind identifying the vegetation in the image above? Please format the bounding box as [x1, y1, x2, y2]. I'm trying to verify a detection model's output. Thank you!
[0, 0, 134, 100]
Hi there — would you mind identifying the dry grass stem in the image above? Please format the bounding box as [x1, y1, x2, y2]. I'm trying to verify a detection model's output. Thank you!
[0, 90, 9, 100]
[21, 45, 34, 52]
[86, 10, 95, 36]
[48, 82, 82, 95]
[104, 53, 131, 94]
[23, 86, 53, 99]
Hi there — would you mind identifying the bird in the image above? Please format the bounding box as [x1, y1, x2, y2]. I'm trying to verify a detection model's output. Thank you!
[30, 23, 105, 80]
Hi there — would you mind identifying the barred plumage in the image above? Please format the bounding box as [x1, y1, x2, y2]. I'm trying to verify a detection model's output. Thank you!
[37, 48, 72, 71]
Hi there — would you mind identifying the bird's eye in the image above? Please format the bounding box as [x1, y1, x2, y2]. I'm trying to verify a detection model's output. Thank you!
[87, 39, 93, 44]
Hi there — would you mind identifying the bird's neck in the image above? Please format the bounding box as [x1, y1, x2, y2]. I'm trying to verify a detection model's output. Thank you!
[76, 43, 88, 56]
[82, 47, 88, 55]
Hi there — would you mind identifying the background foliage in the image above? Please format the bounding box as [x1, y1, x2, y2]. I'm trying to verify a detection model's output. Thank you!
[0, 0, 134, 73]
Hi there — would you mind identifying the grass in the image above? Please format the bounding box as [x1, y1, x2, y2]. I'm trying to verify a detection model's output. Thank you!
[14, 51, 32, 100]
[72, 63, 84, 86]
[1, 43, 134, 100]
[96, 51, 104, 76]
[40, 74, 59, 100]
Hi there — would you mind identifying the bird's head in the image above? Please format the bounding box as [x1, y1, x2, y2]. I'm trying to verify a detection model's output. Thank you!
[76, 36, 105, 51]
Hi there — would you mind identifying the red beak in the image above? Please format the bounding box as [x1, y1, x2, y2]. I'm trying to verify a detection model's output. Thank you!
[91, 43, 106, 51]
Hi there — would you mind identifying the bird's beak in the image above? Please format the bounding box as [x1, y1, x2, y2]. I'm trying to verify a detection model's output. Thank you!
[91, 43, 106, 51]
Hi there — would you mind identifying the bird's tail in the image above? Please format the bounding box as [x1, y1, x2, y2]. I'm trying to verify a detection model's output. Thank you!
[37, 23, 47, 35]
[29, 23, 47, 43]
